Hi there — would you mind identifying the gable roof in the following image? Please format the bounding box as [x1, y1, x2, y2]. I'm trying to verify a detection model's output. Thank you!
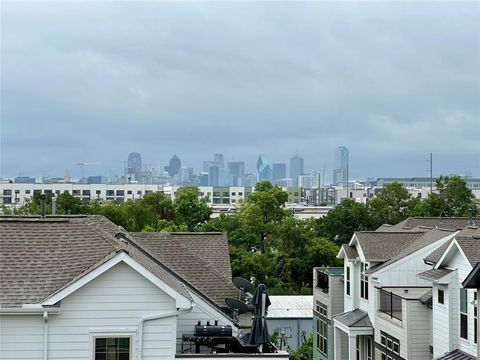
[131, 232, 239, 310]
[463, 262, 480, 289]
[424, 227, 480, 266]
[0, 215, 235, 312]
[392, 217, 479, 231]
[366, 228, 455, 275]
[353, 231, 425, 262]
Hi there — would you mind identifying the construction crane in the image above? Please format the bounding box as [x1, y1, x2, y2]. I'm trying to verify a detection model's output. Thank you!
[77, 162, 100, 179]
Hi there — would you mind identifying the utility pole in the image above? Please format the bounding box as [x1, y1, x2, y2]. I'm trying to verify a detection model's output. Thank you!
[427, 153, 433, 193]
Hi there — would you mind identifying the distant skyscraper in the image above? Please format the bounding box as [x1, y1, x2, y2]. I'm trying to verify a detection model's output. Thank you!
[127, 152, 142, 180]
[214, 154, 224, 168]
[272, 163, 287, 182]
[227, 161, 245, 186]
[256, 155, 272, 182]
[165, 155, 181, 177]
[208, 165, 220, 186]
[199, 172, 209, 186]
[290, 155, 304, 186]
[333, 146, 349, 186]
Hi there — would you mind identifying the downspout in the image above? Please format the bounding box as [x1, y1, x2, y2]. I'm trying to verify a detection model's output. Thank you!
[43, 311, 49, 360]
[137, 306, 194, 360]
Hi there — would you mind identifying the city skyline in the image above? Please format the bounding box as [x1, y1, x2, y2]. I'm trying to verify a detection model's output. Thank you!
[1, 2, 479, 179]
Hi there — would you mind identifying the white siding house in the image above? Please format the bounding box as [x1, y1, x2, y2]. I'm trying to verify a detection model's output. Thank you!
[0, 215, 289, 360]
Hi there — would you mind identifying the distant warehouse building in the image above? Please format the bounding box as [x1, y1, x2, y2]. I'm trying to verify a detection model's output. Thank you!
[267, 295, 313, 352]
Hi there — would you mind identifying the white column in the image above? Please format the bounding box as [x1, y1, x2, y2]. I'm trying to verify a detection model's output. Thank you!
[334, 326, 342, 360]
[348, 334, 356, 360]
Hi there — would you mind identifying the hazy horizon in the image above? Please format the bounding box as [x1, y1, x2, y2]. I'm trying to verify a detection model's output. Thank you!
[1, 1, 479, 181]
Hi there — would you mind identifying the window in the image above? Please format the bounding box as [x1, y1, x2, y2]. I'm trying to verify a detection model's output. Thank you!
[94, 337, 130, 360]
[82, 190, 91, 196]
[475, 291, 478, 344]
[438, 289, 444, 304]
[127, 190, 132, 195]
[366, 337, 373, 360]
[231, 192, 236, 196]
[361, 263, 369, 300]
[346, 266, 351, 295]
[316, 301, 327, 316]
[460, 288, 468, 340]
[238, 192, 243, 196]
[116, 190, 124, 196]
[106, 190, 115, 196]
[213, 192, 221, 197]
[3, 189, 12, 196]
[14, 189, 20, 194]
[96, 190, 101, 195]
[72, 190, 80, 196]
[316, 319, 328, 355]
[137, 190, 142, 195]
[25, 190, 31, 194]
[222, 192, 229, 197]
[379, 332, 400, 358]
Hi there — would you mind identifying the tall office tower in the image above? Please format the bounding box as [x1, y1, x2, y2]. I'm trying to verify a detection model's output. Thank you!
[333, 146, 349, 186]
[203, 161, 216, 173]
[272, 163, 287, 183]
[164, 154, 181, 177]
[214, 154, 224, 168]
[127, 152, 142, 181]
[290, 155, 304, 186]
[179, 167, 190, 184]
[227, 161, 245, 186]
[199, 172, 209, 186]
[208, 165, 220, 186]
[256, 155, 272, 182]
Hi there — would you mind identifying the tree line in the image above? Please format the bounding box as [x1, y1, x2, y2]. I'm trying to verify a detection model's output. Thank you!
[1, 175, 477, 294]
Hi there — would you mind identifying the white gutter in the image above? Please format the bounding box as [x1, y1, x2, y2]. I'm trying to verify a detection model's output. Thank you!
[137, 306, 194, 360]
[43, 311, 49, 360]
[0, 307, 60, 315]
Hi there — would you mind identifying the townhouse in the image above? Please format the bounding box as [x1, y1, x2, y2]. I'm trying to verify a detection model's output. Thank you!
[313, 217, 480, 360]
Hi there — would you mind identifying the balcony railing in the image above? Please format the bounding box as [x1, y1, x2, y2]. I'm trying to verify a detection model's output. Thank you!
[379, 289, 402, 321]
[316, 270, 329, 293]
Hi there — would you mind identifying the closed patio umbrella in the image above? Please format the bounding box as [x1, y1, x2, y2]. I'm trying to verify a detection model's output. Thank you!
[248, 284, 271, 352]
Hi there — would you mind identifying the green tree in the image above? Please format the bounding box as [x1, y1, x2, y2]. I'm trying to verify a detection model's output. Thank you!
[238, 181, 290, 251]
[367, 182, 418, 228]
[56, 192, 85, 215]
[289, 332, 313, 360]
[174, 187, 211, 231]
[416, 175, 477, 217]
[317, 200, 372, 244]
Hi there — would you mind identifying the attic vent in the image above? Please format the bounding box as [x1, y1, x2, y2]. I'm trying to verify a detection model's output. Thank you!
[115, 232, 128, 243]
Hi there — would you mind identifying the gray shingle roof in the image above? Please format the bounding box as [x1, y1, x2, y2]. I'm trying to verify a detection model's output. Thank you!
[392, 217, 480, 231]
[355, 231, 424, 262]
[366, 228, 455, 275]
[424, 227, 480, 266]
[334, 309, 372, 328]
[418, 268, 454, 282]
[0, 216, 236, 311]
[131, 232, 239, 309]
[437, 349, 476, 360]
[341, 244, 359, 260]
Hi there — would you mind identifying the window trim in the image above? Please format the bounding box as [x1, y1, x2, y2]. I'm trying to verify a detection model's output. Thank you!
[346, 266, 351, 296]
[89, 329, 136, 360]
[438, 289, 445, 304]
[460, 288, 468, 340]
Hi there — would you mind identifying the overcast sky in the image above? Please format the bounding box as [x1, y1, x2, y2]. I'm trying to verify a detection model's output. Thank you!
[1, 1, 479, 181]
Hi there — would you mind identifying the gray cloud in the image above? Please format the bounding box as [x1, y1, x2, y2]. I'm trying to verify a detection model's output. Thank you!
[1, 1, 479, 180]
